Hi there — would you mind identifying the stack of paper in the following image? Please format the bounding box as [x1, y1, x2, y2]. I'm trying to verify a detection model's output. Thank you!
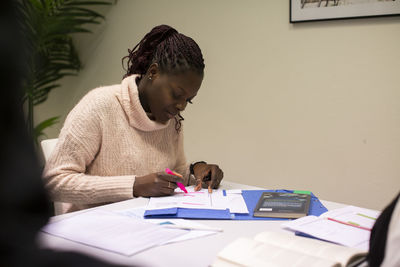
[41, 209, 187, 256]
[117, 207, 223, 244]
[282, 206, 380, 250]
[146, 186, 249, 213]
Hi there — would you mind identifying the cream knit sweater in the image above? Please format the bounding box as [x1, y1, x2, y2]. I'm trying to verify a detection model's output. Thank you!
[43, 75, 190, 212]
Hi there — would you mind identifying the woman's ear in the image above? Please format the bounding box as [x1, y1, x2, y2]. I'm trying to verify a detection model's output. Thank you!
[146, 63, 159, 80]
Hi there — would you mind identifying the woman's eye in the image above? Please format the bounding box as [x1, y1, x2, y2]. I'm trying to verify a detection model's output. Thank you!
[172, 90, 181, 99]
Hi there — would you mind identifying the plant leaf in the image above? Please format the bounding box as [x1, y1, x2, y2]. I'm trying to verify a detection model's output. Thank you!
[34, 116, 60, 143]
[18, 0, 113, 143]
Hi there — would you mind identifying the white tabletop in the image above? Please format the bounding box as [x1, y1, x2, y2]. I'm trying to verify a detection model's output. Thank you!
[38, 181, 347, 267]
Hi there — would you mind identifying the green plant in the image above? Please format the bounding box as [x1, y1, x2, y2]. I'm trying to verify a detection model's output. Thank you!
[18, 0, 111, 144]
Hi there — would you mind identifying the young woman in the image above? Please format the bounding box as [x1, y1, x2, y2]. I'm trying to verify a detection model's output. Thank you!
[43, 25, 224, 213]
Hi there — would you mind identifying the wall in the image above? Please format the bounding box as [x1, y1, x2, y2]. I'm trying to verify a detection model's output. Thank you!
[35, 0, 400, 210]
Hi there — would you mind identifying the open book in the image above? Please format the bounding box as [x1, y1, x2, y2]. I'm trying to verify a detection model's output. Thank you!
[213, 231, 367, 267]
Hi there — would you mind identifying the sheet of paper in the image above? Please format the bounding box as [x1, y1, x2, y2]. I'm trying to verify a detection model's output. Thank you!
[117, 207, 220, 244]
[146, 187, 219, 210]
[211, 190, 249, 214]
[282, 206, 379, 249]
[157, 219, 220, 244]
[146, 186, 248, 214]
[226, 189, 242, 194]
[41, 209, 186, 256]
[319, 206, 379, 230]
[226, 192, 249, 214]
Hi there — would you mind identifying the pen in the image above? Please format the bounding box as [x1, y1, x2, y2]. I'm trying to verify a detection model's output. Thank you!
[327, 217, 371, 231]
[162, 224, 223, 232]
[165, 168, 188, 193]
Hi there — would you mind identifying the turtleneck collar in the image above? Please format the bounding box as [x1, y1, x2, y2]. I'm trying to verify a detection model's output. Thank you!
[117, 75, 170, 132]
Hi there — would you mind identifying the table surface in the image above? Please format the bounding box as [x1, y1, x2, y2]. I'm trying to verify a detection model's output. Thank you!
[38, 181, 348, 267]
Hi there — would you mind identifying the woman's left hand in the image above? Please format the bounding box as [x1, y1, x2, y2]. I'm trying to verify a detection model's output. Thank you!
[192, 163, 224, 192]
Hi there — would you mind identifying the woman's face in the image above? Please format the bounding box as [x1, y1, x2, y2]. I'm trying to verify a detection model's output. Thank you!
[140, 68, 203, 124]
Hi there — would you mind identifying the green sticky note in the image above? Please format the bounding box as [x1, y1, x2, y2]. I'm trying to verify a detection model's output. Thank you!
[293, 190, 311, 195]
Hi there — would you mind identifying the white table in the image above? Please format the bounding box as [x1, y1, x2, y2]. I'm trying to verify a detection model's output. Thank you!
[38, 181, 347, 267]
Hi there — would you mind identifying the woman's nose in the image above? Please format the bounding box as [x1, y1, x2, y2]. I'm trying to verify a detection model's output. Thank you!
[176, 101, 187, 111]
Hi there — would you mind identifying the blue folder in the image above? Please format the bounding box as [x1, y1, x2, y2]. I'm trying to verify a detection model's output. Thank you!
[144, 189, 328, 220]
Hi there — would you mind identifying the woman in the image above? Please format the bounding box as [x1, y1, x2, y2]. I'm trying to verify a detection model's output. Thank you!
[43, 25, 224, 213]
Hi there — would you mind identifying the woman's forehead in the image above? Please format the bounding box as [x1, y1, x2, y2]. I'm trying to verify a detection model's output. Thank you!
[163, 71, 203, 92]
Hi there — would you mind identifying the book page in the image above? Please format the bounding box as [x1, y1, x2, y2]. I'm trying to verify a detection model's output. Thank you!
[215, 237, 340, 267]
[255, 231, 367, 266]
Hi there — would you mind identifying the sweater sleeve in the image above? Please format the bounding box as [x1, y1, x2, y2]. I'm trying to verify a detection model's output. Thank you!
[42, 93, 135, 205]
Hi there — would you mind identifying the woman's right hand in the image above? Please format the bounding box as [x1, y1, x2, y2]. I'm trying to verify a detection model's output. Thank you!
[132, 172, 184, 197]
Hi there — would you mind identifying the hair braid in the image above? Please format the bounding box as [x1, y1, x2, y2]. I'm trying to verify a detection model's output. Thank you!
[122, 25, 178, 78]
[122, 25, 205, 132]
[122, 24, 204, 78]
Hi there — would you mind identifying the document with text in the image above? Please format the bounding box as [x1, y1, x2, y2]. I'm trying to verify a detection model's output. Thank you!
[146, 186, 248, 214]
[282, 206, 379, 250]
[41, 209, 187, 256]
[117, 207, 221, 244]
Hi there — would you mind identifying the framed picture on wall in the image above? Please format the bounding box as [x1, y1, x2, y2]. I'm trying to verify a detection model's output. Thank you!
[290, 0, 400, 23]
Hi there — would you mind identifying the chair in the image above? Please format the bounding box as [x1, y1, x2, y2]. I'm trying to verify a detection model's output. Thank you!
[41, 138, 72, 215]
[41, 138, 59, 160]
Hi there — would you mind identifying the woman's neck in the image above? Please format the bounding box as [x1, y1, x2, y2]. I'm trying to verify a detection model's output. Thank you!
[136, 75, 151, 114]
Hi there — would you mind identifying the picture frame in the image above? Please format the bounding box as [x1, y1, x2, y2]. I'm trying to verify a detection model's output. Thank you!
[290, 0, 400, 23]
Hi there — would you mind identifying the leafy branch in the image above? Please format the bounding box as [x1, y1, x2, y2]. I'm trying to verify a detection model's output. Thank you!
[17, 0, 111, 144]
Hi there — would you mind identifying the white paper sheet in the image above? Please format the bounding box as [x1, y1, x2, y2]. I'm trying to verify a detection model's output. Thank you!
[146, 186, 248, 214]
[117, 207, 221, 244]
[282, 206, 380, 249]
[41, 209, 186, 256]
[319, 205, 379, 230]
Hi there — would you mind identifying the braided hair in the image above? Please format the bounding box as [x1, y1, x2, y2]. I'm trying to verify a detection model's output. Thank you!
[122, 25, 205, 132]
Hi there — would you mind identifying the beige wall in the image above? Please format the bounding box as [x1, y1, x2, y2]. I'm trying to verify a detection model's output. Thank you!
[36, 0, 400, 210]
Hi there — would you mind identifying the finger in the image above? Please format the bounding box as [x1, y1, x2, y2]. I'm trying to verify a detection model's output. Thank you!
[209, 167, 219, 189]
[159, 187, 175, 196]
[157, 179, 177, 192]
[194, 174, 205, 191]
[210, 169, 224, 189]
[214, 169, 224, 188]
[158, 173, 184, 184]
[194, 180, 202, 191]
[159, 181, 177, 195]
[200, 170, 211, 188]
[216, 170, 224, 188]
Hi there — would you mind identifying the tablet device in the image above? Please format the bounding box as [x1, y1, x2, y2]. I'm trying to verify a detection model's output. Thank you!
[253, 192, 311, 219]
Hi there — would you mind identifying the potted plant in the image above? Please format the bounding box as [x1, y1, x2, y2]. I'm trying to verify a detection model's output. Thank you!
[18, 0, 111, 144]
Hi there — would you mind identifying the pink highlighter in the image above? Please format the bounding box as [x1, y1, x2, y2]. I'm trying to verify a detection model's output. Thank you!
[165, 168, 188, 193]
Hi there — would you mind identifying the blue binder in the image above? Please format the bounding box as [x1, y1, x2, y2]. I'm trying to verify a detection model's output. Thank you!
[144, 189, 328, 220]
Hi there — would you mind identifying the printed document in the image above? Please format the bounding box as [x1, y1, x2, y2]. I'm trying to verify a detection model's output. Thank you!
[41, 209, 186, 256]
[146, 186, 248, 214]
[117, 207, 221, 244]
[282, 206, 380, 250]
